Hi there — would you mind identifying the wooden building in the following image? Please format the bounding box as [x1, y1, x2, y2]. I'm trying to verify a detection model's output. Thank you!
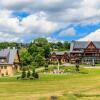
[0, 47, 21, 77]
[70, 41, 100, 64]
[50, 51, 70, 63]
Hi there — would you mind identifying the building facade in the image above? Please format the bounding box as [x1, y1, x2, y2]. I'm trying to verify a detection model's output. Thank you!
[0, 47, 21, 77]
[50, 51, 70, 63]
[70, 41, 100, 64]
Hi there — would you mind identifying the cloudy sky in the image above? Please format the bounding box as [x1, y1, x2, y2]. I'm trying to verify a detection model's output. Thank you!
[0, 0, 100, 42]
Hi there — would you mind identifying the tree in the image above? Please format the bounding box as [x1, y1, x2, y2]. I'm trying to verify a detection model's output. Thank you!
[34, 54, 45, 67]
[38, 47, 45, 57]
[0, 42, 26, 50]
[43, 44, 50, 59]
[56, 42, 64, 51]
[49, 42, 55, 51]
[28, 38, 50, 68]
[28, 44, 38, 57]
[63, 41, 70, 50]
[33, 38, 50, 58]
[20, 48, 33, 67]
[49, 41, 70, 51]
[34, 38, 48, 47]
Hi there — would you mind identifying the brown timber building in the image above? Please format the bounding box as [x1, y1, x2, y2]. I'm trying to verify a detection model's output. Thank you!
[70, 41, 100, 64]
[50, 51, 70, 63]
[50, 41, 100, 65]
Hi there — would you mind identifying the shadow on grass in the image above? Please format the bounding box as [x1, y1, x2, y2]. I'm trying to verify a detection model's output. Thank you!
[62, 92, 100, 100]
[74, 93, 100, 98]
[38, 92, 100, 100]
[50, 96, 58, 100]
[38, 97, 47, 100]
[38, 96, 58, 100]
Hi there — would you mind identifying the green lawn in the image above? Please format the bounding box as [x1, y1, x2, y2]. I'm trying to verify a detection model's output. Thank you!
[0, 69, 100, 100]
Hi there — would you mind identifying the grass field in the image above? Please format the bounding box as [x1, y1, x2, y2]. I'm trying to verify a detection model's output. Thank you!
[0, 68, 100, 100]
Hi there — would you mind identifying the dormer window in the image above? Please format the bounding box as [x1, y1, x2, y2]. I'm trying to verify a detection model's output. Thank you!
[1, 59, 5, 63]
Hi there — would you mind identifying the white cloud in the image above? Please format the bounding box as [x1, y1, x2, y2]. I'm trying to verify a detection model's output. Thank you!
[79, 29, 100, 41]
[47, 37, 58, 43]
[21, 12, 58, 35]
[0, 17, 24, 34]
[0, 9, 12, 18]
[0, 32, 24, 42]
[0, 0, 100, 25]
[0, 0, 100, 42]
[0, 10, 24, 34]
[47, 37, 64, 43]
[0, 0, 82, 11]
[58, 27, 76, 37]
[0, 10, 59, 42]
[0, 10, 58, 35]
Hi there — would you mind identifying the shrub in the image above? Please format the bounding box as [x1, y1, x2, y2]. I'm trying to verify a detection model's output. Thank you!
[32, 68, 35, 77]
[31, 68, 39, 79]
[34, 73, 39, 79]
[45, 63, 48, 71]
[21, 69, 26, 79]
[75, 65, 80, 72]
[27, 70, 31, 78]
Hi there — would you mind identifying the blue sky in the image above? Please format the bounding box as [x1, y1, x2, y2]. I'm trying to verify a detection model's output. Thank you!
[0, 0, 100, 42]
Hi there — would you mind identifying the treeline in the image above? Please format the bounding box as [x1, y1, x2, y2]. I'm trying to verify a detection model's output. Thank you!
[0, 38, 70, 68]
[50, 41, 70, 51]
[0, 39, 70, 51]
[0, 42, 28, 49]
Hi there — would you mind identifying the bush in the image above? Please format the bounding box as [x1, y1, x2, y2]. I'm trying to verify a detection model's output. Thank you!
[45, 63, 48, 71]
[20, 67, 39, 80]
[75, 65, 80, 72]
[21, 69, 26, 79]
[27, 70, 31, 78]
[31, 68, 39, 79]
[32, 68, 35, 77]
[34, 73, 39, 79]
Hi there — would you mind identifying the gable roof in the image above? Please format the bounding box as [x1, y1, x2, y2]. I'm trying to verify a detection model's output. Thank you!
[51, 51, 68, 55]
[0, 49, 9, 58]
[86, 41, 97, 49]
[0, 48, 18, 64]
[70, 41, 100, 51]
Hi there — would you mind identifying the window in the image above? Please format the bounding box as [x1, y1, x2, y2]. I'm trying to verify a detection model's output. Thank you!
[4, 66, 7, 69]
[15, 65, 18, 70]
[1, 66, 3, 69]
[1, 59, 4, 63]
[6, 71, 8, 75]
[1, 73, 4, 76]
